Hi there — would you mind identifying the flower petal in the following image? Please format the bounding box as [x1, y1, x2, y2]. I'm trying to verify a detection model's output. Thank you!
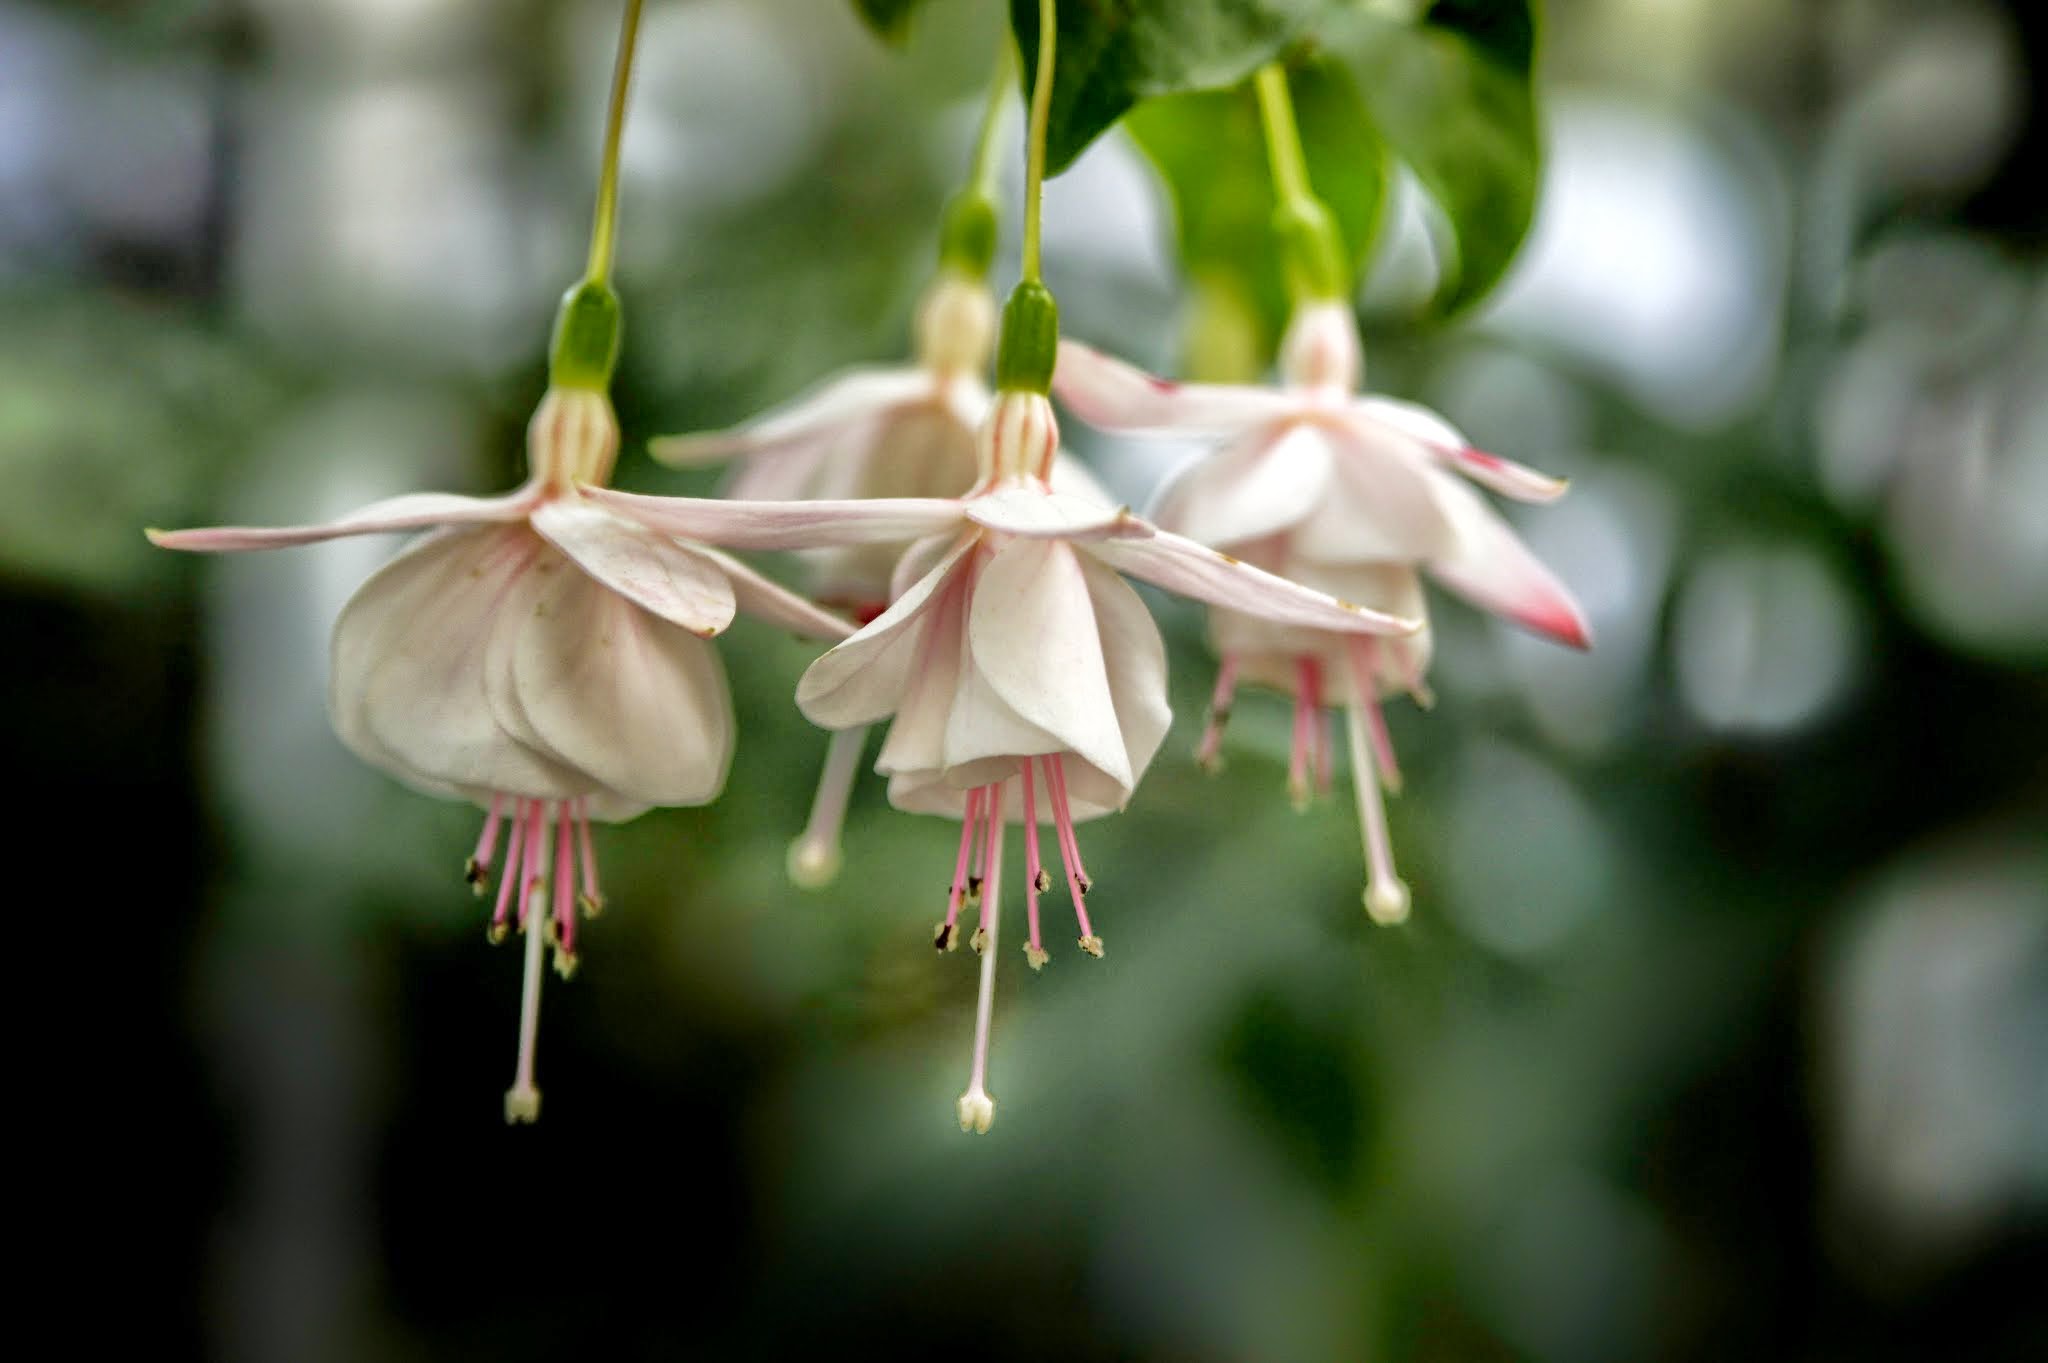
[1091, 530, 1420, 636]
[1151, 421, 1336, 548]
[331, 526, 590, 800]
[149, 488, 538, 553]
[873, 570, 967, 781]
[962, 483, 1151, 541]
[1290, 422, 1451, 562]
[1077, 552, 1171, 797]
[1426, 477, 1592, 648]
[796, 534, 978, 728]
[1351, 397, 1568, 503]
[685, 545, 853, 642]
[1053, 339, 1293, 434]
[509, 563, 737, 806]
[587, 487, 964, 550]
[647, 368, 933, 467]
[530, 499, 736, 636]
[962, 538, 1132, 792]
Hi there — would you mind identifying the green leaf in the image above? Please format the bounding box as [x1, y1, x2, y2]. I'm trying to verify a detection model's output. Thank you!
[1321, 0, 1542, 316]
[1127, 66, 1387, 370]
[849, 0, 929, 44]
[1011, 0, 1344, 175]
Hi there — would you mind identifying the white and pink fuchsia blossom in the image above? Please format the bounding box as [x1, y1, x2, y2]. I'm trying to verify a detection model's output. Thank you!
[646, 271, 1118, 889]
[150, 382, 852, 1123]
[588, 383, 1423, 1132]
[1054, 301, 1592, 925]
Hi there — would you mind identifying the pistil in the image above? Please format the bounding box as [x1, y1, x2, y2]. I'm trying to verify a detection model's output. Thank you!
[1345, 642, 1410, 925]
[958, 781, 1006, 1134]
[788, 724, 869, 889]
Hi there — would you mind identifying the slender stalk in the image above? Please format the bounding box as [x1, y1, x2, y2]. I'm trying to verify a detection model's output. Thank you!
[1020, 0, 1058, 284]
[969, 40, 1017, 199]
[584, 0, 647, 287]
[1254, 62, 1313, 210]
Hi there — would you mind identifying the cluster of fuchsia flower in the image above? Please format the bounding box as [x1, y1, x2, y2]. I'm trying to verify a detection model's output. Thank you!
[151, 3, 1587, 1131]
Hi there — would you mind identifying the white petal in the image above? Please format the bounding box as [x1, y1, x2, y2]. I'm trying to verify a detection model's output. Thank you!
[962, 483, 1150, 540]
[795, 534, 978, 728]
[873, 570, 967, 781]
[150, 488, 538, 553]
[1047, 451, 1114, 505]
[1090, 530, 1421, 636]
[1053, 340, 1292, 434]
[962, 538, 1132, 791]
[686, 544, 853, 642]
[1350, 397, 1568, 503]
[647, 368, 932, 467]
[1077, 552, 1171, 796]
[1151, 422, 1336, 548]
[1290, 422, 1451, 562]
[510, 560, 737, 806]
[587, 487, 964, 550]
[530, 499, 736, 636]
[1426, 476, 1592, 648]
[890, 530, 974, 603]
[331, 526, 589, 800]
[1208, 561, 1435, 703]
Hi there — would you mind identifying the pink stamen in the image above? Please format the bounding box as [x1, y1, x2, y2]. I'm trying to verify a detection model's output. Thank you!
[1346, 638, 1403, 793]
[518, 800, 544, 928]
[467, 794, 507, 892]
[1306, 658, 1334, 795]
[574, 797, 602, 915]
[937, 787, 982, 951]
[977, 781, 1005, 939]
[1042, 756, 1100, 952]
[1021, 759, 1046, 968]
[489, 799, 529, 940]
[1196, 655, 1239, 769]
[1289, 658, 1314, 807]
[552, 806, 576, 960]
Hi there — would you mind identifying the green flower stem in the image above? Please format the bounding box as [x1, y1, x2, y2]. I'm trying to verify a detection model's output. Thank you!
[994, 0, 1062, 394]
[1020, 0, 1057, 286]
[551, 0, 643, 390]
[938, 42, 1016, 280]
[583, 0, 645, 288]
[1253, 61, 1347, 303]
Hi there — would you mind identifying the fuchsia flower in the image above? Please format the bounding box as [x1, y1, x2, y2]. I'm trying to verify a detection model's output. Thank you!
[1054, 302, 1591, 924]
[590, 386, 1421, 1131]
[150, 384, 851, 1121]
[648, 273, 1116, 887]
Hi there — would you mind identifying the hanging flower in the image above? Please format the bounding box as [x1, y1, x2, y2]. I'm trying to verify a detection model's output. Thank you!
[588, 384, 1422, 1130]
[647, 272, 1119, 888]
[1052, 301, 1591, 923]
[150, 383, 851, 1121]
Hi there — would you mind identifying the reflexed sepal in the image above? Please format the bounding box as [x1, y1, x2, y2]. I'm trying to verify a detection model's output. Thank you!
[995, 280, 1060, 394]
[549, 279, 622, 391]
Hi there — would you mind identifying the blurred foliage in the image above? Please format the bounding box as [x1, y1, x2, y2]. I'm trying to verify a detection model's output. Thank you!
[5, 0, 2045, 1361]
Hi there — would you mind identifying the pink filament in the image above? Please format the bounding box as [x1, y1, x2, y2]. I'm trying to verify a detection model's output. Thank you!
[1306, 658, 1333, 795]
[518, 800, 545, 928]
[941, 787, 983, 944]
[472, 794, 506, 875]
[1020, 759, 1044, 957]
[575, 797, 600, 909]
[1347, 638, 1402, 789]
[979, 781, 1005, 938]
[1196, 655, 1239, 768]
[553, 806, 575, 955]
[491, 799, 529, 932]
[1042, 756, 1095, 940]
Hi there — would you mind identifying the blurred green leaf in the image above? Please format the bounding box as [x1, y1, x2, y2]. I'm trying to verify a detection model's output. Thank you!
[1127, 64, 1387, 369]
[849, 0, 929, 44]
[1011, 0, 1343, 174]
[1321, 0, 1542, 316]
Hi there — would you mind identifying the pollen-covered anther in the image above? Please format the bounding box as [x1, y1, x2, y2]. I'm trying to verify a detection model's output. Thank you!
[1033, 868, 1051, 894]
[577, 891, 605, 920]
[1079, 934, 1105, 958]
[968, 926, 988, 955]
[552, 948, 581, 981]
[933, 922, 955, 951]
[464, 858, 488, 897]
[486, 922, 509, 946]
[1025, 944, 1050, 971]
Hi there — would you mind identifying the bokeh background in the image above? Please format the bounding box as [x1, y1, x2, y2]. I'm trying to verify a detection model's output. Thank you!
[6, 0, 2046, 1359]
